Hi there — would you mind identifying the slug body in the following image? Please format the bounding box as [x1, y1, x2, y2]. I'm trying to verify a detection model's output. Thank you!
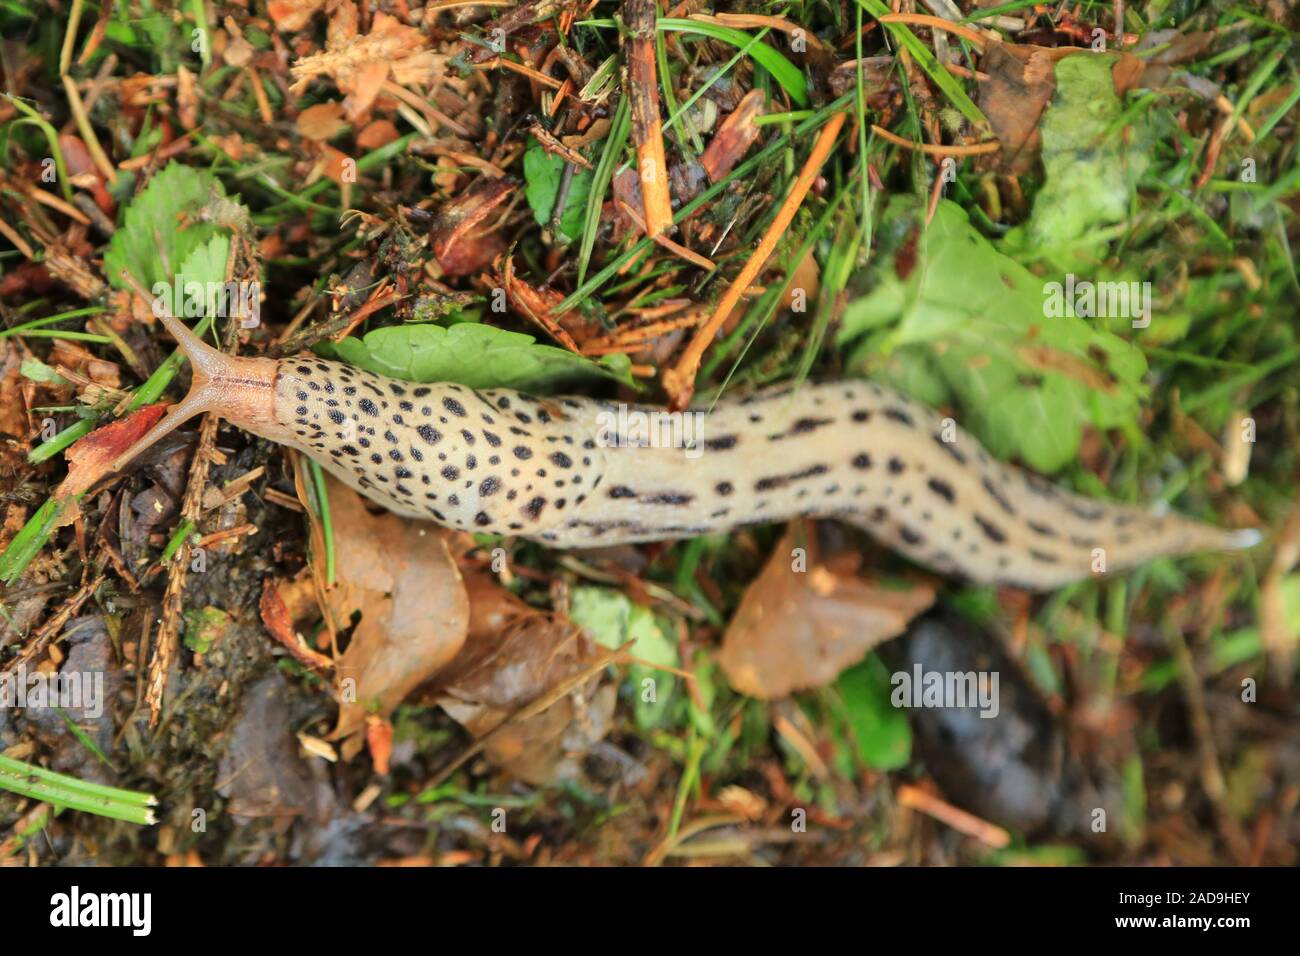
[112, 309, 1259, 591]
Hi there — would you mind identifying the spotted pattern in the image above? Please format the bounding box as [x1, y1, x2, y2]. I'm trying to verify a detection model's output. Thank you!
[268, 364, 1245, 591]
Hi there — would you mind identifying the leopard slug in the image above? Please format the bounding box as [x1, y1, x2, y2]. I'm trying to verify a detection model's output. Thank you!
[109, 307, 1261, 591]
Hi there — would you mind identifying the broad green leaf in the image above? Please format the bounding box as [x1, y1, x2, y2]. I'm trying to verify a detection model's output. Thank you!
[838, 197, 1147, 473]
[835, 654, 911, 771]
[317, 322, 635, 392]
[1028, 54, 1151, 249]
[569, 586, 679, 729]
[523, 142, 594, 243]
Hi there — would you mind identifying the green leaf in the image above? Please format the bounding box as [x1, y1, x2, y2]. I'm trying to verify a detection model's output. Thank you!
[569, 586, 679, 729]
[316, 322, 635, 392]
[523, 142, 594, 243]
[835, 654, 911, 771]
[103, 162, 225, 292]
[838, 197, 1147, 473]
[1027, 55, 1150, 250]
[19, 358, 68, 385]
[183, 606, 230, 654]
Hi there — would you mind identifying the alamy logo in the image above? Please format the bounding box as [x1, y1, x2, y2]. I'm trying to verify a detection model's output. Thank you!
[890, 665, 1000, 719]
[1043, 273, 1151, 328]
[0, 664, 103, 719]
[594, 405, 706, 459]
[49, 886, 151, 936]
[150, 275, 261, 327]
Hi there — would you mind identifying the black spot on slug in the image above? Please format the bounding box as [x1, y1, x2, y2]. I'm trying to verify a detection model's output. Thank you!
[974, 515, 1007, 544]
[927, 477, 955, 503]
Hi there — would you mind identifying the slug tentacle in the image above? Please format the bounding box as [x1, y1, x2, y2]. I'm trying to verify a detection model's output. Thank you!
[109, 276, 280, 474]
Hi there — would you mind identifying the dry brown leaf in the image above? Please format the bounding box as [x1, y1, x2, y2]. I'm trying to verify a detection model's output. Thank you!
[434, 575, 614, 785]
[356, 118, 400, 151]
[323, 475, 469, 742]
[430, 178, 515, 277]
[978, 42, 1058, 175]
[0, 340, 28, 441]
[259, 578, 332, 672]
[718, 522, 936, 699]
[296, 101, 347, 141]
[268, 0, 326, 32]
[701, 88, 766, 184]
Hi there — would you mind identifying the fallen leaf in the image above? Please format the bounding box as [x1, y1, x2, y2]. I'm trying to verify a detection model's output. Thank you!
[356, 118, 400, 151]
[430, 177, 515, 277]
[0, 340, 29, 441]
[434, 575, 614, 785]
[701, 89, 767, 183]
[296, 101, 347, 141]
[718, 522, 935, 699]
[268, 0, 326, 32]
[977, 42, 1058, 175]
[259, 578, 331, 672]
[322, 475, 469, 742]
[216, 671, 317, 819]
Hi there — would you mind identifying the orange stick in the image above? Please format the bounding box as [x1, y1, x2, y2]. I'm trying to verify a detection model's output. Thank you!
[662, 111, 847, 410]
[624, 0, 674, 237]
[877, 13, 989, 50]
[871, 124, 1000, 156]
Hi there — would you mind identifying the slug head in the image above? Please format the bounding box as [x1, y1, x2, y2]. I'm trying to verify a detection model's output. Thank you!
[109, 275, 278, 474]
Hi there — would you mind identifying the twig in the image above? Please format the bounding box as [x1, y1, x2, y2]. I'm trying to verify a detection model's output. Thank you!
[897, 783, 1011, 848]
[624, 0, 674, 237]
[871, 124, 999, 156]
[60, 75, 117, 183]
[662, 111, 847, 410]
[877, 12, 989, 50]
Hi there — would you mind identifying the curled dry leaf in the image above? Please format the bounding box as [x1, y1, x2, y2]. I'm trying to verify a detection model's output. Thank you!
[259, 578, 332, 673]
[430, 177, 515, 277]
[433, 573, 615, 785]
[718, 522, 936, 699]
[700, 89, 767, 184]
[321, 475, 469, 742]
[489, 256, 594, 351]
